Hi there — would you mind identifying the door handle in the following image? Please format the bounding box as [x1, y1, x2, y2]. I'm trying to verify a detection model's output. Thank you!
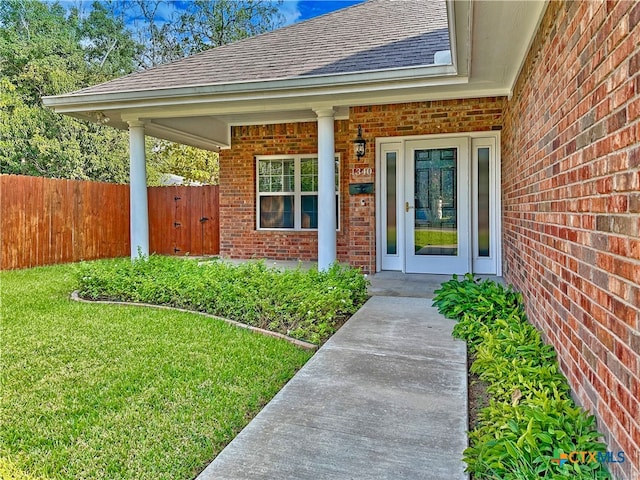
[405, 202, 413, 212]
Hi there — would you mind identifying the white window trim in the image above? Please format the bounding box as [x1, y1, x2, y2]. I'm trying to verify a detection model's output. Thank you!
[256, 154, 340, 231]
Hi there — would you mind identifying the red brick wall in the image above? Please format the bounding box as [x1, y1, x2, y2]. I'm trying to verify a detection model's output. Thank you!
[502, 1, 640, 478]
[219, 121, 353, 266]
[219, 99, 504, 272]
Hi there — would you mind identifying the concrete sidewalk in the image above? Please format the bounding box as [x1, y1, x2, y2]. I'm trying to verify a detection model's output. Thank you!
[197, 296, 468, 480]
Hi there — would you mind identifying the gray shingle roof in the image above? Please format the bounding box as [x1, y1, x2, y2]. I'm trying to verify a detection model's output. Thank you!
[72, 0, 449, 96]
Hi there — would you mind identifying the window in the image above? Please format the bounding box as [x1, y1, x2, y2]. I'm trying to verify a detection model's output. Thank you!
[257, 155, 339, 230]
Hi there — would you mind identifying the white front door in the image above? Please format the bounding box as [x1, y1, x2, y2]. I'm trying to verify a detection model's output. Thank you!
[404, 138, 471, 274]
[378, 134, 500, 275]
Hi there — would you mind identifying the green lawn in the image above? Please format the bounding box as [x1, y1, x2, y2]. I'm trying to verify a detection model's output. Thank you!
[0, 264, 313, 480]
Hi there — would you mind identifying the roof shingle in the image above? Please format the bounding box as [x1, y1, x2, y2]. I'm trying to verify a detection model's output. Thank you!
[72, 0, 449, 96]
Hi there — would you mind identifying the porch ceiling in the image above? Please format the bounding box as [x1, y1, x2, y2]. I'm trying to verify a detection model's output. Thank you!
[43, 0, 547, 151]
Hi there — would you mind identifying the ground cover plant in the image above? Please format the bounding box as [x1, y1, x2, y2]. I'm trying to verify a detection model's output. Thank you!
[433, 274, 610, 480]
[77, 256, 369, 345]
[1, 264, 313, 480]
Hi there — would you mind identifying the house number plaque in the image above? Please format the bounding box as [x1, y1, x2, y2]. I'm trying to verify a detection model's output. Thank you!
[350, 164, 374, 182]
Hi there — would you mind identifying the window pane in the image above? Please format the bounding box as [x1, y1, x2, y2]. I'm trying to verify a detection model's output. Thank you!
[258, 159, 295, 193]
[283, 174, 294, 191]
[386, 152, 397, 255]
[301, 158, 318, 192]
[260, 196, 294, 228]
[258, 160, 270, 176]
[301, 195, 318, 229]
[477, 147, 490, 257]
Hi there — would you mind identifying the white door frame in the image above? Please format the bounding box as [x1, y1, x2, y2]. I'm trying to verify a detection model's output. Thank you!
[375, 132, 502, 275]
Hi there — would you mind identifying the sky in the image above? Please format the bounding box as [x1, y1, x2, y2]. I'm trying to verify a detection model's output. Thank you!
[59, 1, 366, 27]
[289, 0, 364, 22]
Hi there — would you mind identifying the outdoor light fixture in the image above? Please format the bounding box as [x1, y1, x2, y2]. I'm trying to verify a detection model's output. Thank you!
[353, 125, 366, 158]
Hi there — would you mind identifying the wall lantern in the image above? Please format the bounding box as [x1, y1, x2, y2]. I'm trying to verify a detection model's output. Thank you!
[353, 125, 366, 158]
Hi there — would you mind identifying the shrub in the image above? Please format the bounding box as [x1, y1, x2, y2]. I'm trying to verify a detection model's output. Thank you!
[77, 256, 369, 345]
[433, 274, 610, 479]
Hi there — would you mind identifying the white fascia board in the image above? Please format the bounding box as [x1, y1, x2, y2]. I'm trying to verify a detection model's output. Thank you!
[43, 75, 470, 117]
[42, 64, 459, 111]
[448, 0, 471, 78]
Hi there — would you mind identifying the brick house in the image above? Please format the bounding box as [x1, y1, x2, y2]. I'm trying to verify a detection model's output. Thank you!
[44, 0, 639, 478]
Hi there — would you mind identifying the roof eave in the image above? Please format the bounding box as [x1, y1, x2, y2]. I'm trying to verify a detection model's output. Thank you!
[42, 64, 458, 111]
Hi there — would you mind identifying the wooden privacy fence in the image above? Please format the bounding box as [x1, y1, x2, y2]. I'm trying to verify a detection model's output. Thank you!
[0, 175, 219, 270]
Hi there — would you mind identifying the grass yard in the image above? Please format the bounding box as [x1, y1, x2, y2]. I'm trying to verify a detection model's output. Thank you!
[0, 264, 313, 480]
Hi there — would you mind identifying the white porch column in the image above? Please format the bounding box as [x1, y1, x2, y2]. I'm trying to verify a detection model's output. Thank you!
[315, 108, 336, 271]
[128, 120, 149, 259]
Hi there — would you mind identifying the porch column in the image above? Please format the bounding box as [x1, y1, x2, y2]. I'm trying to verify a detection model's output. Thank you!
[128, 120, 149, 259]
[315, 108, 336, 271]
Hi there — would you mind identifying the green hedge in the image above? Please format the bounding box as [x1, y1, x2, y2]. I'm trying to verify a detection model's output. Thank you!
[433, 274, 611, 479]
[77, 256, 369, 345]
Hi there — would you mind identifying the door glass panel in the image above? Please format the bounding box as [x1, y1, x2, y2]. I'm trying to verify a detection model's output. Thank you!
[386, 152, 397, 255]
[414, 148, 457, 256]
[477, 147, 490, 257]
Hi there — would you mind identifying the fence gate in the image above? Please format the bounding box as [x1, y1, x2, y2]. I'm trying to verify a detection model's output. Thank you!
[148, 185, 219, 257]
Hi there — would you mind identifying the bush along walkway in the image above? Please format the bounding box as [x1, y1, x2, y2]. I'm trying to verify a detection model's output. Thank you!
[77, 256, 369, 345]
[433, 274, 611, 480]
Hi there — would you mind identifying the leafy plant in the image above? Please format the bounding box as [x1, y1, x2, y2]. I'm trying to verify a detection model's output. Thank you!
[434, 275, 610, 479]
[77, 256, 369, 345]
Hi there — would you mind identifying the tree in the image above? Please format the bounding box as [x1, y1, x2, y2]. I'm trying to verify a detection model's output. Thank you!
[147, 140, 219, 186]
[177, 0, 284, 56]
[0, 77, 128, 181]
[113, 0, 284, 68]
[0, 0, 284, 184]
[117, 0, 285, 183]
[0, 0, 135, 181]
[77, 1, 141, 79]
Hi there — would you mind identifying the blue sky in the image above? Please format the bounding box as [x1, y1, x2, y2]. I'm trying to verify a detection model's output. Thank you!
[290, 1, 364, 22]
[61, 1, 365, 27]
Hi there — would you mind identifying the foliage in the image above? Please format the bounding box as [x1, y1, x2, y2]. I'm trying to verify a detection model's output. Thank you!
[147, 140, 220, 185]
[1, 0, 284, 183]
[115, 0, 284, 67]
[77, 256, 369, 344]
[77, 1, 141, 78]
[0, 0, 133, 181]
[1, 264, 312, 479]
[433, 274, 610, 479]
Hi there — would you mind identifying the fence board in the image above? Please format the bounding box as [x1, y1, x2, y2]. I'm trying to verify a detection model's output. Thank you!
[202, 185, 220, 256]
[1, 175, 219, 270]
[187, 186, 201, 256]
[148, 186, 175, 255]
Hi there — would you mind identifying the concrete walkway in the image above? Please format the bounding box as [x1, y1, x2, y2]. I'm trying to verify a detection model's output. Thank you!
[197, 295, 468, 480]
